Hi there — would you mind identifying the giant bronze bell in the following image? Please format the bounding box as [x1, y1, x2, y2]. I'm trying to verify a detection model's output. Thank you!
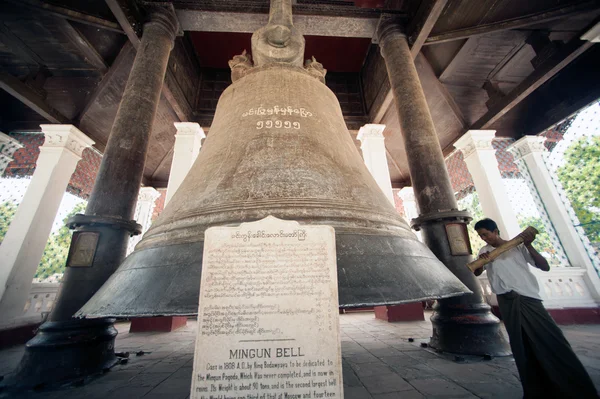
[78, 0, 469, 318]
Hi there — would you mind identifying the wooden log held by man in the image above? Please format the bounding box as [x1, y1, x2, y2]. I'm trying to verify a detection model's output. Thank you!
[466, 226, 538, 272]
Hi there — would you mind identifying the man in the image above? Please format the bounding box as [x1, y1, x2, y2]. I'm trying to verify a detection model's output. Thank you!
[473, 218, 598, 399]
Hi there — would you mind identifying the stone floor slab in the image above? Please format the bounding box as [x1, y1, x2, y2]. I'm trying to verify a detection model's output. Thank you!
[343, 386, 373, 399]
[459, 382, 523, 399]
[372, 390, 425, 399]
[0, 312, 599, 398]
[361, 373, 414, 394]
[408, 378, 477, 397]
[389, 363, 443, 380]
[350, 361, 395, 378]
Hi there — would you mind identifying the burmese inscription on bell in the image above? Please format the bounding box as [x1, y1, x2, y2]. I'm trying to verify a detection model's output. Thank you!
[191, 216, 343, 399]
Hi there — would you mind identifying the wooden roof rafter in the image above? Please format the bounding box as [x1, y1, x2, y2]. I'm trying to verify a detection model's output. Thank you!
[105, 0, 193, 123]
[57, 19, 109, 74]
[3, 0, 123, 34]
[425, 0, 600, 45]
[0, 1, 118, 78]
[74, 41, 136, 153]
[470, 21, 598, 131]
[0, 1, 123, 144]
[370, 0, 449, 124]
[370, 0, 600, 128]
[0, 71, 71, 125]
[0, 23, 45, 74]
[432, 18, 599, 154]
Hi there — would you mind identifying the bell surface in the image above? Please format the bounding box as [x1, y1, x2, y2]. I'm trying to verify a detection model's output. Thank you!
[78, 62, 470, 318]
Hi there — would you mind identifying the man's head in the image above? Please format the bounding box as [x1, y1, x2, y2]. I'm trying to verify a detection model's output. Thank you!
[474, 218, 502, 247]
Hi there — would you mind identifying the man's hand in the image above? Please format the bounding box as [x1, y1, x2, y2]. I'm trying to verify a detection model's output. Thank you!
[473, 252, 490, 276]
[518, 229, 536, 246]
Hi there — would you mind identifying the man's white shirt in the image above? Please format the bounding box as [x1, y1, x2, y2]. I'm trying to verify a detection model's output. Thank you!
[478, 244, 542, 300]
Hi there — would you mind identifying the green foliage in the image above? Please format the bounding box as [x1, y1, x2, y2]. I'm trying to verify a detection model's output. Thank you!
[516, 215, 560, 265]
[35, 202, 87, 281]
[0, 201, 18, 244]
[458, 192, 486, 255]
[556, 136, 600, 245]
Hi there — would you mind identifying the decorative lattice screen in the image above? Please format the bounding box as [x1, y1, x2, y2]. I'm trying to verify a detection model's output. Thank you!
[445, 137, 571, 266]
[497, 138, 569, 267]
[540, 101, 600, 274]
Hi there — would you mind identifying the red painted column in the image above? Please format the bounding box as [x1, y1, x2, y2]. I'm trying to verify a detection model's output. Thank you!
[130, 316, 188, 333]
[375, 303, 425, 322]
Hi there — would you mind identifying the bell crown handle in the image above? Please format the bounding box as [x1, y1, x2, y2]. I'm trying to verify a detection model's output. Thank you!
[251, 0, 304, 67]
[266, 0, 293, 47]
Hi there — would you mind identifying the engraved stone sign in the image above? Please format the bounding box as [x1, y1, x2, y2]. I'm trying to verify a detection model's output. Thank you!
[191, 216, 343, 399]
[445, 223, 471, 256]
[66, 231, 99, 267]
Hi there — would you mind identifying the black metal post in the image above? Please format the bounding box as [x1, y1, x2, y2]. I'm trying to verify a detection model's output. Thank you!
[377, 17, 510, 356]
[3, 7, 179, 389]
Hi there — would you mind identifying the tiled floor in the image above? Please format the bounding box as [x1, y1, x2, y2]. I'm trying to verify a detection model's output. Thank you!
[1, 312, 599, 398]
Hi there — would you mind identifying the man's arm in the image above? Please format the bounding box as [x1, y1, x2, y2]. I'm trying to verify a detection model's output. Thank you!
[473, 252, 490, 276]
[524, 244, 550, 271]
[519, 230, 550, 271]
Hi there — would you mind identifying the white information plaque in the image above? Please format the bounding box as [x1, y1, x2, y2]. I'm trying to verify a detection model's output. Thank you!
[191, 216, 343, 399]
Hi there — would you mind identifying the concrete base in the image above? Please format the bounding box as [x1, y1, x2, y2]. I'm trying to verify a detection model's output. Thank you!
[129, 316, 187, 333]
[429, 301, 511, 356]
[492, 306, 600, 325]
[374, 303, 425, 322]
[1, 318, 117, 390]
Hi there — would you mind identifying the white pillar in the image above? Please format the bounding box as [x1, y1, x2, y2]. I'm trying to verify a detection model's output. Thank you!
[165, 122, 205, 205]
[454, 130, 521, 239]
[0, 125, 94, 326]
[127, 187, 161, 255]
[398, 187, 418, 224]
[398, 187, 422, 241]
[508, 136, 600, 301]
[0, 132, 23, 175]
[357, 124, 395, 205]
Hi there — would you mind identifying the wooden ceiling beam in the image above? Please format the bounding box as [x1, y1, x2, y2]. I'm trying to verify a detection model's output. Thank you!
[142, 177, 168, 189]
[149, 0, 390, 19]
[150, 147, 174, 182]
[58, 20, 108, 73]
[177, 10, 379, 38]
[407, 0, 448, 58]
[105, 0, 192, 122]
[391, 180, 411, 189]
[105, 0, 141, 48]
[0, 71, 71, 125]
[470, 34, 594, 130]
[163, 65, 193, 123]
[0, 23, 44, 70]
[370, 1, 447, 124]
[77, 41, 134, 124]
[425, 0, 600, 45]
[385, 146, 408, 182]
[4, 0, 123, 34]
